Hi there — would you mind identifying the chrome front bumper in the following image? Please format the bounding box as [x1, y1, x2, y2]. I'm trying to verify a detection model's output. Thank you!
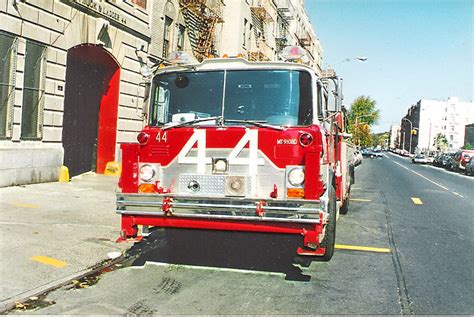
[116, 193, 323, 224]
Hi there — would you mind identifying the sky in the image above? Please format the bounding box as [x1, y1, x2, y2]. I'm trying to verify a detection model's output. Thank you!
[305, 0, 473, 133]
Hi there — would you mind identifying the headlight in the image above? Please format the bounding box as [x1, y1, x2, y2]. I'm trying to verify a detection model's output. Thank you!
[288, 168, 305, 186]
[212, 158, 228, 174]
[139, 164, 155, 182]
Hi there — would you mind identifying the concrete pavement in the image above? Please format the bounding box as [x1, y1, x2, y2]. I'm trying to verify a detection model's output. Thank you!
[0, 173, 133, 311]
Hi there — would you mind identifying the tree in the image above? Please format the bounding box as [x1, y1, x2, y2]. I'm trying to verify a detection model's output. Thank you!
[348, 96, 380, 147]
[462, 143, 473, 150]
[433, 133, 448, 151]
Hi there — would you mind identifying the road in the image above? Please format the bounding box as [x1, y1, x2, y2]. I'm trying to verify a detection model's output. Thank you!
[11, 152, 473, 315]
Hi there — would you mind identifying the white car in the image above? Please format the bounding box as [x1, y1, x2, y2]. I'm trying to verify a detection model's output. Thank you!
[354, 151, 363, 166]
[412, 154, 429, 164]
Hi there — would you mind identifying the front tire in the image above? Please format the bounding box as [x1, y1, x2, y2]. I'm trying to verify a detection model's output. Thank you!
[320, 186, 337, 261]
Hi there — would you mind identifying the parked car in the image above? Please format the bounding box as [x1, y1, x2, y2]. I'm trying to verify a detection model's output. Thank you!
[354, 150, 363, 166]
[433, 153, 444, 166]
[445, 153, 458, 171]
[412, 154, 429, 164]
[464, 158, 474, 176]
[451, 150, 474, 172]
[440, 153, 454, 168]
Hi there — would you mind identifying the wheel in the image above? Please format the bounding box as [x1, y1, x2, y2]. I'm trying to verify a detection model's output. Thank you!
[320, 186, 337, 261]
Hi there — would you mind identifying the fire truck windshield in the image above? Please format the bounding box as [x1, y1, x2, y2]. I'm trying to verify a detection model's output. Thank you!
[149, 69, 313, 127]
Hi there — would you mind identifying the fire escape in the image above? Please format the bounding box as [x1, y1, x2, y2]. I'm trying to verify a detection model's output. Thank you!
[179, 0, 224, 61]
[274, 0, 293, 55]
[248, 0, 273, 62]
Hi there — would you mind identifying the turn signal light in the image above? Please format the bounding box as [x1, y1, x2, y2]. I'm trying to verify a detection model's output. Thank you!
[138, 183, 156, 193]
[137, 132, 149, 145]
[287, 188, 304, 198]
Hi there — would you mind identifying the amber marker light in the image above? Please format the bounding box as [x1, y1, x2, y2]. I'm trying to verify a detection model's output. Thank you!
[287, 188, 305, 199]
[138, 183, 156, 193]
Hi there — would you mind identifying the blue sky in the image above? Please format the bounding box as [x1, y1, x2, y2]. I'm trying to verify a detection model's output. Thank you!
[305, 0, 473, 133]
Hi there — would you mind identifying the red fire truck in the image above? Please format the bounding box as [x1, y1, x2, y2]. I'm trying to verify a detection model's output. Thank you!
[116, 53, 354, 261]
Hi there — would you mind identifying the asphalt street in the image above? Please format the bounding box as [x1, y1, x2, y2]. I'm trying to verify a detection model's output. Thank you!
[10, 152, 474, 315]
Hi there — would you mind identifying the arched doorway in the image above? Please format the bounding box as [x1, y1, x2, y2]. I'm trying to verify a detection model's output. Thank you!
[62, 44, 120, 177]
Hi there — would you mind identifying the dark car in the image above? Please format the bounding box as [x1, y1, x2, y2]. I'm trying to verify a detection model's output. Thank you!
[445, 153, 457, 171]
[440, 153, 453, 168]
[433, 154, 444, 166]
[465, 159, 474, 176]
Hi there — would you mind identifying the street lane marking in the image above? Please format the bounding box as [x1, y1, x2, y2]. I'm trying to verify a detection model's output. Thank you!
[452, 192, 464, 198]
[411, 197, 423, 205]
[335, 244, 390, 253]
[351, 198, 372, 202]
[351, 187, 361, 190]
[391, 160, 449, 191]
[11, 203, 40, 209]
[31, 256, 68, 268]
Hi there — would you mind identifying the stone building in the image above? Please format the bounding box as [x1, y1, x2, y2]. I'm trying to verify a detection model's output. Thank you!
[0, 0, 205, 187]
[0, 0, 319, 187]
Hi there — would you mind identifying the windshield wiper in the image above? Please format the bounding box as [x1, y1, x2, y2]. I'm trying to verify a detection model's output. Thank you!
[162, 116, 221, 131]
[224, 119, 285, 131]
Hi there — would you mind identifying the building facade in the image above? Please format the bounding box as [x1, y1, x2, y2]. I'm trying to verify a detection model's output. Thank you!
[399, 97, 474, 154]
[220, 0, 323, 74]
[388, 124, 400, 149]
[0, 0, 320, 187]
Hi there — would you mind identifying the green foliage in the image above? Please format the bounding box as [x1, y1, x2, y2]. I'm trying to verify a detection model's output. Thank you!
[462, 143, 473, 150]
[348, 96, 380, 146]
[433, 133, 448, 151]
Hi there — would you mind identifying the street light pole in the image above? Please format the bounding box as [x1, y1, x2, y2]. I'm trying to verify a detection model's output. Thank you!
[402, 118, 413, 154]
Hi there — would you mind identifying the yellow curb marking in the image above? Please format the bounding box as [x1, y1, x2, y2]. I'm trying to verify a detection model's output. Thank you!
[335, 244, 391, 253]
[411, 197, 423, 205]
[351, 198, 372, 202]
[31, 256, 68, 268]
[11, 203, 40, 209]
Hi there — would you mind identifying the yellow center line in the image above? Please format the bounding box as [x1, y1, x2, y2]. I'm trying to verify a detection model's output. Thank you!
[411, 197, 423, 205]
[11, 203, 40, 209]
[351, 198, 372, 202]
[31, 256, 68, 268]
[335, 244, 391, 253]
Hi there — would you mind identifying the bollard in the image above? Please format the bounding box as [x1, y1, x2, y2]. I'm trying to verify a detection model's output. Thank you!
[58, 165, 70, 182]
[104, 161, 121, 176]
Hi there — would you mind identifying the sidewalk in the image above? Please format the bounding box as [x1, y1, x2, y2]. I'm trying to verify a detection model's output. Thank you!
[0, 173, 133, 309]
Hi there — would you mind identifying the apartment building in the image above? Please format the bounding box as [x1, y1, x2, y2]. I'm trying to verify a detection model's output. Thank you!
[400, 97, 474, 153]
[388, 124, 400, 149]
[220, 0, 323, 74]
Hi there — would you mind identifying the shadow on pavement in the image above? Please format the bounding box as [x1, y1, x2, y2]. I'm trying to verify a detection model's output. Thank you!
[130, 228, 312, 281]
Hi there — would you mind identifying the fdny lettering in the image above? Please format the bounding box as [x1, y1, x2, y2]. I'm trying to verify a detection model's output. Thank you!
[277, 139, 298, 145]
[178, 129, 264, 175]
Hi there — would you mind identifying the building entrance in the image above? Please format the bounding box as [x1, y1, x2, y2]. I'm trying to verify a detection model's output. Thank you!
[62, 44, 120, 177]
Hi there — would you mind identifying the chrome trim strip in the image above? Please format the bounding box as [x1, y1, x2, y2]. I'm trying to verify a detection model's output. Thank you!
[117, 200, 318, 213]
[115, 209, 320, 224]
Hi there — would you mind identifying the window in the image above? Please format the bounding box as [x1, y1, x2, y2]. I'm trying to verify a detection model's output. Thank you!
[149, 70, 313, 127]
[163, 16, 173, 59]
[177, 24, 185, 50]
[21, 40, 46, 140]
[0, 31, 17, 138]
